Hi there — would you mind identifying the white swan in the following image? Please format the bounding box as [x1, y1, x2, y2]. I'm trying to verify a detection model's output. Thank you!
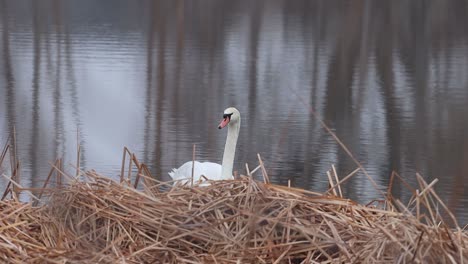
[168, 107, 241, 184]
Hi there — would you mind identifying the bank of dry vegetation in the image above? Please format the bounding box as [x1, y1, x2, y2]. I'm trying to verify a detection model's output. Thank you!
[0, 143, 466, 263]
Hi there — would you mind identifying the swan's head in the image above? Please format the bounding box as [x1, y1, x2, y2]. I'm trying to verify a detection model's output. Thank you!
[218, 107, 240, 129]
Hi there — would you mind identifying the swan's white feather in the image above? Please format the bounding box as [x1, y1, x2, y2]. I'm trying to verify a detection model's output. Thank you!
[169, 107, 240, 185]
[169, 161, 232, 184]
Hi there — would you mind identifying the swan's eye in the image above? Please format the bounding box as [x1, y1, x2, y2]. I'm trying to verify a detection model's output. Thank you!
[223, 113, 233, 119]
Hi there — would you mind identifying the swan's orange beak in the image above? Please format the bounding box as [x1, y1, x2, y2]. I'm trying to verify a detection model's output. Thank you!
[218, 117, 230, 129]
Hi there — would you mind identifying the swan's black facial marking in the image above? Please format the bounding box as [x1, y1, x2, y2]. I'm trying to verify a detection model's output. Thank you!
[223, 113, 233, 119]
[218, 113, 233, 129]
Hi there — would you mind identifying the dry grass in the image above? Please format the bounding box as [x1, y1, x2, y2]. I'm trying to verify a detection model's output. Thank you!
[0, 166, 466, 263]
[0, 139, 467, 263]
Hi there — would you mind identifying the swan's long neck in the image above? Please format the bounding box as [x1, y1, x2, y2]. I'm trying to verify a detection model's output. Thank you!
[221, 118, 240, 178]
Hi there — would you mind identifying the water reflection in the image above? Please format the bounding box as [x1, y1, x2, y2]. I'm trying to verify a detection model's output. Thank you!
[0, 0, 467, 222]
[30, 0, 41, 188]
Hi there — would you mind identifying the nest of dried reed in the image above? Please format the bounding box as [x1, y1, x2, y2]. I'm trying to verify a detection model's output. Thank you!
[1, 145, 467, 263]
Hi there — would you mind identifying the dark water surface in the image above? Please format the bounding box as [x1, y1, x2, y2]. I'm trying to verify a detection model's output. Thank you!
[1, 0, 467, 223]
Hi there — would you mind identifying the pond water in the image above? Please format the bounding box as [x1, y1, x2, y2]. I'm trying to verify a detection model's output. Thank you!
[1, 0, 467, 223]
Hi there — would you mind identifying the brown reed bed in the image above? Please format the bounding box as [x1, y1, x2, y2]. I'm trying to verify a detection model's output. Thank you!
[0, 143, 467, 263]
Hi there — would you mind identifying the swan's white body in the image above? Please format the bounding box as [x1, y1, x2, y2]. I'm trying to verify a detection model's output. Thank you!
[168, 161, 222, 182]
[169, 107, 241, 184]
